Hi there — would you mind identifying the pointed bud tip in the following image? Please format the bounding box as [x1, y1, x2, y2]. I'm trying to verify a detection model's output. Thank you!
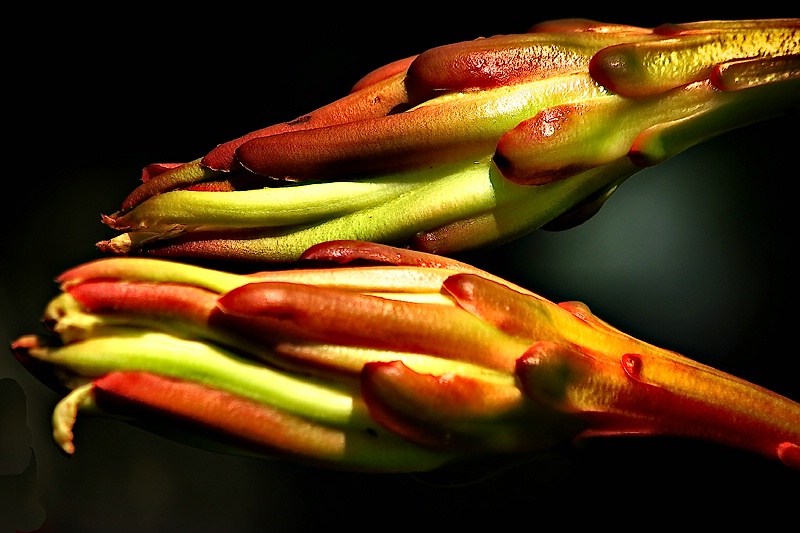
[777, 441, 800, 470]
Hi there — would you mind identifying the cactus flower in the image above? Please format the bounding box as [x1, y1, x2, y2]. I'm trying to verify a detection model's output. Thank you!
[96, 18, 800, 264]
[11, 240, 799, 472]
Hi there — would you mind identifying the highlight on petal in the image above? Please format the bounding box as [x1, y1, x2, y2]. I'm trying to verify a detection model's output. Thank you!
[350, 55, 418, 93]
[299, 239, 516, 287]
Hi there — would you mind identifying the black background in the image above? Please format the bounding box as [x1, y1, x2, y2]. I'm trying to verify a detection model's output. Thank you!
[3, 6, 798, 532]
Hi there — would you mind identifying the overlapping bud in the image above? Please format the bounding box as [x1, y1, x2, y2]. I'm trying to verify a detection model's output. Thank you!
[12, 241, 799, 472]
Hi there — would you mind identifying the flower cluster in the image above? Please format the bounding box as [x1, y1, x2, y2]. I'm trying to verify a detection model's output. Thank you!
[12, 241, 799, 471]
[98, 18, 800, 263]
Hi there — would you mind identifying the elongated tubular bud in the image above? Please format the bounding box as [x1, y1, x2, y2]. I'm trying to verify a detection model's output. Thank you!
[442, 273, 557, 339]
[89, 371, 455, 472]
[618, 352, 800, 470]
[201, 71, 410, 173]
[444, 274, 599, 346]
[53, 255, 465, 330]
[104, 171, 437, 234]
[48, 282, 220, 343]
[404, 29, 657, 105]
[350, 55, 418, 93]
[59, 264, 466, 320]
[217, 281, 531, 372]
[234, 72, 607, 180]
[57, 255, 459, 297]
[12, 329, 362, 428]
[50, 282, 314, 369]
[233, 106, 495, 180]
[361, 360, 572, 451]
[589, 22, 799, 97]
[140, 163, 184, 182]
[121, 159, 219, 211]
[299, 239, 519, 288]
[64, 281, 217, 322]
[528, 19, 654, 34]
[299, 239, 538, 302]
[274, 342, 515, 385]
[99, 159, 503, 262]
[122, 158, 333, 211]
